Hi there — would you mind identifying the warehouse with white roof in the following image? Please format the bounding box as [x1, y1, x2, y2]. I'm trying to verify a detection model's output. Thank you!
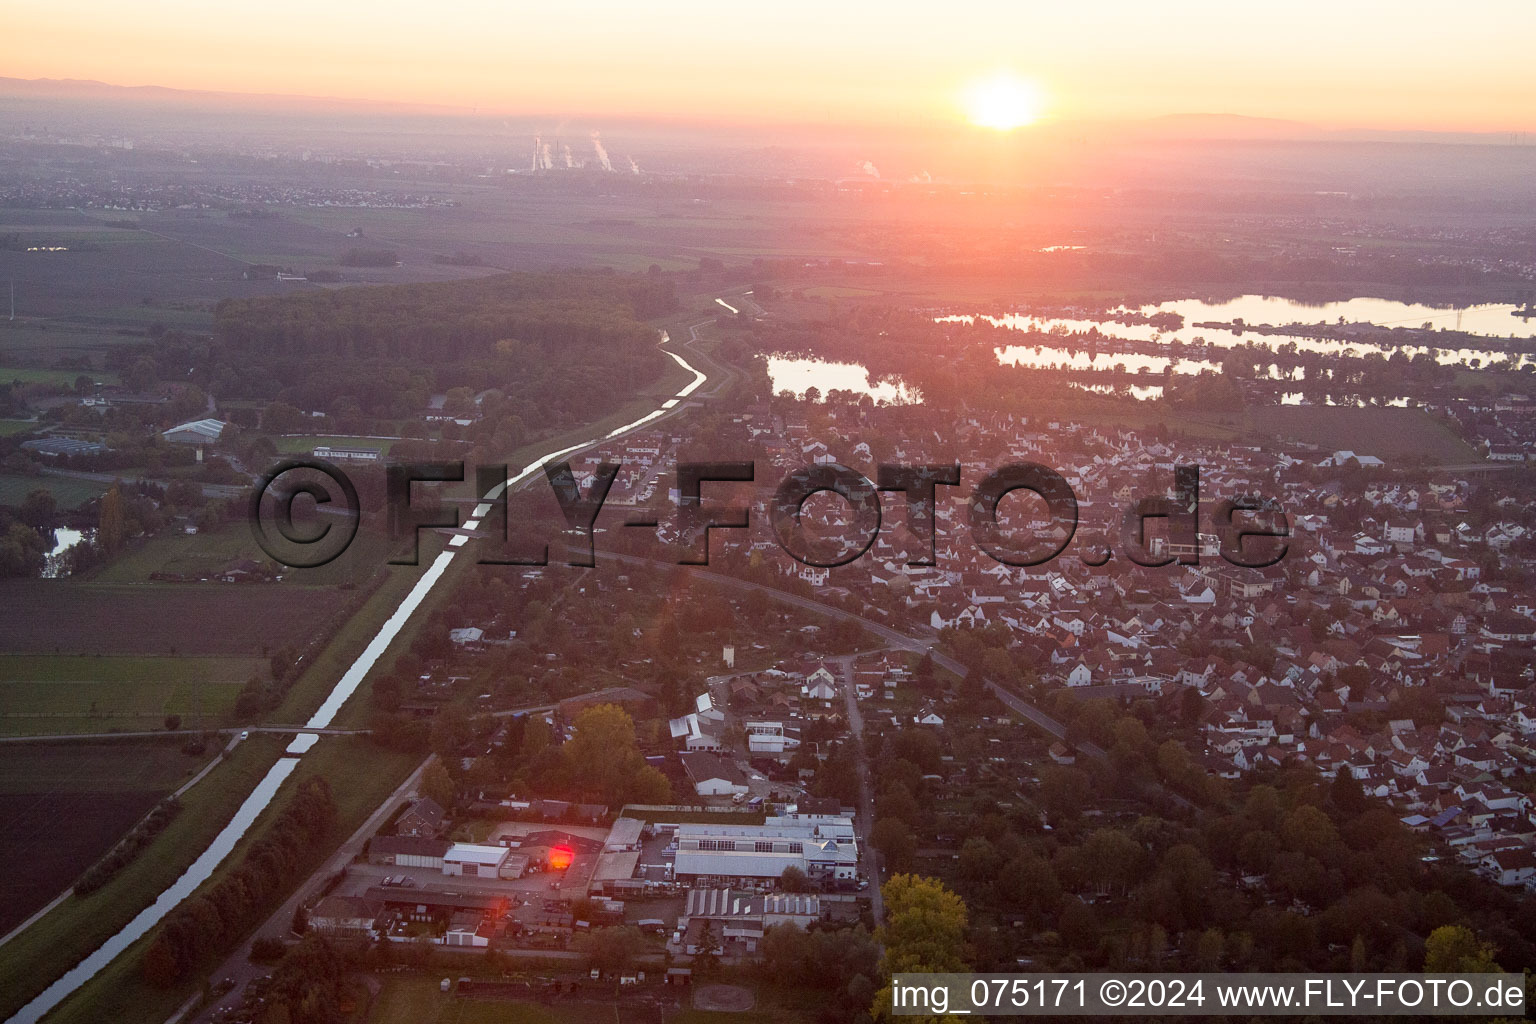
[671, 818, 858, 886]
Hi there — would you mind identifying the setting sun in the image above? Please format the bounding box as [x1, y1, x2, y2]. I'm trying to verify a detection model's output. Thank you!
[963, 72, 1046, 130]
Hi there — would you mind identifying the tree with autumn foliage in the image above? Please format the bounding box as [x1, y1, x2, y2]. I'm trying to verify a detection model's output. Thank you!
[98, 485, 126, 553]
[872, 874, 970, 1021]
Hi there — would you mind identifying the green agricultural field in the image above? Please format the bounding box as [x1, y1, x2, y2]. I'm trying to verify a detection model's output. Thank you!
[799, 285, 881, 299]
[370, 976, 797, 1024]
[90, 525, 266, 584]
[0, 324, 145, 363]
[94, 522, 397, 588]
[0, 654, 263, 735]
[0, 365, 118, 386]
[0, 739, 206, 795]
[377, 985, 584, 1024]
[3, 228, 249, 321]
[86, 305, 214, 329]
[1259, 405, 1479, 464]
[0, 419, 37, 436]
[0, 473, 110, 509]
[0, 210, 99, 229]
[591, 252, 696, 272]
[8, 226, 160, 249]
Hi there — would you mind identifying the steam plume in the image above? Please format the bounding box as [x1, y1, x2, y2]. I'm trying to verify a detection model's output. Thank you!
[591, 131, 613, 172]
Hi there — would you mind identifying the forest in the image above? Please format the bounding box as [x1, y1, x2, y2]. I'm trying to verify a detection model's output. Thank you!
[205, 270, 676, 439]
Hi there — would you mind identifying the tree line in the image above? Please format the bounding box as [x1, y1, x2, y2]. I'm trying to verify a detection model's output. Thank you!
[141, 776, 336, 988]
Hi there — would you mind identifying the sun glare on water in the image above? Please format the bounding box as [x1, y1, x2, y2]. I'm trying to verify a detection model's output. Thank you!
[963, 72, 1046, 131]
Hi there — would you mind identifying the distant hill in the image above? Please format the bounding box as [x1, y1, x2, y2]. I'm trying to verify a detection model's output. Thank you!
[1140, 112, 1323, 140]
[0, 76, 469, 115]
[0, 75, 1525, 149]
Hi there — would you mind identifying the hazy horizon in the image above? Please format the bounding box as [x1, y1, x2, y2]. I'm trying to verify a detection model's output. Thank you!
[8, 0, 1536, 132]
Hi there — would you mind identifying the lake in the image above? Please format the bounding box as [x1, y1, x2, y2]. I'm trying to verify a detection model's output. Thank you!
[994, 345, 1225, 376]
[41, 527, 89, 579]
[766, 356, 920, 404]
[941, 294, 1536, 370]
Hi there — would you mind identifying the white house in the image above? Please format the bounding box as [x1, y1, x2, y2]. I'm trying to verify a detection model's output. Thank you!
[307, 896, 382, 940]
[680, 752, 750, 797]
[802, 666, 838, 700]
[745, 721, 799, 755]
[799, 565, 829, 586]
[1481, 849, 1536, 887]
[669, 713, 725, 752]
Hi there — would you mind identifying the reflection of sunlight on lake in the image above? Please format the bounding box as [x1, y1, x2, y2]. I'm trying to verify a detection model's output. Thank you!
[767, 356, 920, 404]
[995, 346, 1224, 376]
[1070, 381, 1164, 401]
[942, 294, 1536, 370]
[1280, 393, 1410, 407]
[1150, 295, 1536, 340]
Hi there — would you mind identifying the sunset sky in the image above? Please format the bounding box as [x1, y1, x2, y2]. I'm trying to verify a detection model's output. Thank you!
[8, 0, 1536, 131]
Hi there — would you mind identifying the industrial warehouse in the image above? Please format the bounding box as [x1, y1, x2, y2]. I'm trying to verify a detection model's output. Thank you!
[301, 796, 861, 953]
[671, 816, 859, 887]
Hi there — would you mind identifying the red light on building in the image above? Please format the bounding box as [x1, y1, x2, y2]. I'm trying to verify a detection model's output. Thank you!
[548, 845, 574, 870]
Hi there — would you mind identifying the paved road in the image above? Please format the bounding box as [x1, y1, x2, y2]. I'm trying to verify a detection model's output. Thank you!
[603, 554, 1104, 763]
[598, 560, 1201, 821]
[189, 756, 436, 1024]
[833, 654, 884, 932]
[735, 291, 768, 318]
[682, 316, 738, 400]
